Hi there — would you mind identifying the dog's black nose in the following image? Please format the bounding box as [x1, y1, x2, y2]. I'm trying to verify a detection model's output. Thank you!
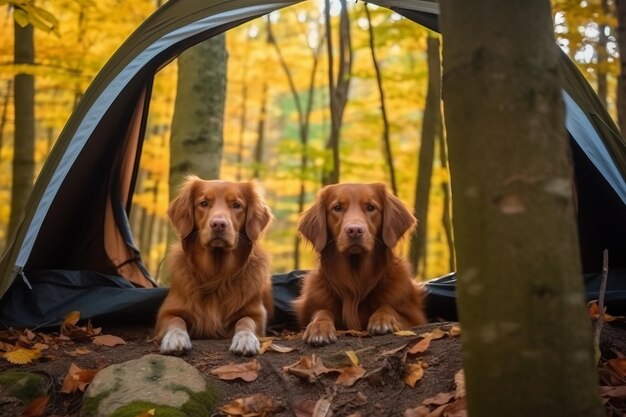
[345, 224, 365, 238]
[210, 218, 228, 231]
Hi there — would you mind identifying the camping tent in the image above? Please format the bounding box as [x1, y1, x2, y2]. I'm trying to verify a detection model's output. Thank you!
[1, 0, 626, 329]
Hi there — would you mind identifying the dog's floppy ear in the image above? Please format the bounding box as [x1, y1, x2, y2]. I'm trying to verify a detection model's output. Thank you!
[168, 175, 200, 240]
[380, 184, 417, 248]
[298, 187, 328, 252]
[245, 182, 273, 241]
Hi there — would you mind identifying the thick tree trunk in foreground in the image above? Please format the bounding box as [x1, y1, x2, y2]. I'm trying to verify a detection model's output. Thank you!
[10, 21, 35, 237]
[409, 35, 440, 277]
[617, 0, 626, 133]
[440, 1, 603, 416]
[169, 34, 227, 198]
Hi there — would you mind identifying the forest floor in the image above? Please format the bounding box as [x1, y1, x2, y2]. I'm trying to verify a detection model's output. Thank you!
[1, 317, 625, 417]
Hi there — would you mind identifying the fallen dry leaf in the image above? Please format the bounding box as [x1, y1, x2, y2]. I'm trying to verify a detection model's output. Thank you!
[3, 347, 41, 365]
[21, 395, 50, 417]
[293, 399, 317, 417]
[211, 360, 260, 382]
[403, 405, 431, 417]
[394, 330, 418, 337]
[607, 358, 626, 377]
[283, 355, 338, 383]
[134, 409, 155, 417]
[454, 370, 465, 399]
[408, 337, 432, 355]
[335, 366, 366, 387]
[420, 328, 446, 340]
[92, 334, 126, 347]
[601, 385, 626, 398]
[421, 392, 455, 406]
[69, 347, 92, 356]
[588, 300, 623, 322]
[447, 324, 461, 337]
[404, 361, 426, 388]
[61, 363, 97, 394]
[312, 397, 332, 417]
[344, 350, 359, 366]
[63, 310, 81, 327]
[259, 340, 273, 355]
[220, 393, 283, 416]
[444, 398, 467, 417]
[381, 343, 408, 356]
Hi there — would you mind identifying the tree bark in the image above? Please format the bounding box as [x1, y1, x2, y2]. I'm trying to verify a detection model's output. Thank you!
[439, 1, 603, 416]
[169, 34, 227, 198]
[9, 20, 35, 237]
[438, 129, 456, 272]
[597, 0, 610, 108]
[617, 0, 626, 133]
[322, 0, 352, 186]
[267, 16, 322, 270]
[409, 35, 440, 277]
[365, 4, 397, 196]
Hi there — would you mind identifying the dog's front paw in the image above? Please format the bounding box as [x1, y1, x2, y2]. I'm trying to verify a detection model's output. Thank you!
[160, 328, 192, 354]
[367, 311, 400, 335]
[303, 320, 337, 346]
[230, 330, 260, 356]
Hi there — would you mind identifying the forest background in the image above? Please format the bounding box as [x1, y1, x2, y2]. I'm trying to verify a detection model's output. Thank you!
[0, 0, 618, 281]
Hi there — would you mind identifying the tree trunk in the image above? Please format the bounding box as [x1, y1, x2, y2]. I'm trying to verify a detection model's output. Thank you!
[267, 17, 322, 270]
[365, 4, 397, 196]
[322, 0, 352, 186]
[169, 34, 227, 198]
[9, 20, 35, 237]
[0, 80, 12, 156]
[166, 35, 227, 283]
[439, 129, 456, 272]
[597, 0, 610, 108]
[439, 1, 603, 416]
[409, 35, 440, 277]
[236, 44, 249, 182]
[617, 0, 626, 133]
[253, 80, 268, 180]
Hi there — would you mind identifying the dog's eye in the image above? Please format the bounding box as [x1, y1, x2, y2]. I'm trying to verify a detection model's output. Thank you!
[333, 204, 342, 213]
[199, 201, 209, 208]
[232, 202, 241, 209]
[366, 204, 376, 212]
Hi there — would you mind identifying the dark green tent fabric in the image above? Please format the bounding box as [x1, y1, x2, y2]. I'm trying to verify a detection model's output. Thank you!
[1, 0, 625, 329]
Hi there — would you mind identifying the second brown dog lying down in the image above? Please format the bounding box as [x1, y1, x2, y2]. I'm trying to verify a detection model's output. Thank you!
[155, 176, 273, 356]
[293, 183, 427, 345]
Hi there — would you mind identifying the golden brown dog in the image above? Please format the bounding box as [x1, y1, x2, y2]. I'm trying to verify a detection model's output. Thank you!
[293, 183, 427, 345]
[155, 176, 273, 355]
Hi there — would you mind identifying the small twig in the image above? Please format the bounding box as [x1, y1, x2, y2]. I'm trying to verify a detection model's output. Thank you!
[259, 357, 298, 417]
[594, 249, 609, 348]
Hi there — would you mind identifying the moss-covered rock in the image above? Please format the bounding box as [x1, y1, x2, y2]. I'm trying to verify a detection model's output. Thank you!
[81, 354, 220, 417]
[0, 371, 46, 404]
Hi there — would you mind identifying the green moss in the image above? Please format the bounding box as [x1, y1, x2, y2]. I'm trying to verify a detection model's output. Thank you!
[180, 389, 220, 417]
[146, 357, 166, 382]
[80, 379, 121, 417]
[107, 389, 219, 417]
[0, 371, 45, 403]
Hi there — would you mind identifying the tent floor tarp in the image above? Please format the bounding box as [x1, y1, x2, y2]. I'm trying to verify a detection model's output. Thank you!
[1, 270, 624, 330]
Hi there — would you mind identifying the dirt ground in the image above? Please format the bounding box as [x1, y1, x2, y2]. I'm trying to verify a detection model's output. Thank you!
[1, 320, 625, 417]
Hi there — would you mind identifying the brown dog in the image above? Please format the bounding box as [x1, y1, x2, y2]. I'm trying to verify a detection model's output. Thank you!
[155, 176, 273, 355]
[293, 183, 427, 345]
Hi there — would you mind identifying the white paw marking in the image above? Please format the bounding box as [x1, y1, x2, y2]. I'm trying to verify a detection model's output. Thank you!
[368, 322, 394, 335]
[230, 330, 260, 356]
[160, 328, 192, 354]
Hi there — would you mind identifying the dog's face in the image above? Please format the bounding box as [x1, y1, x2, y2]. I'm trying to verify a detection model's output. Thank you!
[299, 183, 416, 254]
[168, 176, 272, 250]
